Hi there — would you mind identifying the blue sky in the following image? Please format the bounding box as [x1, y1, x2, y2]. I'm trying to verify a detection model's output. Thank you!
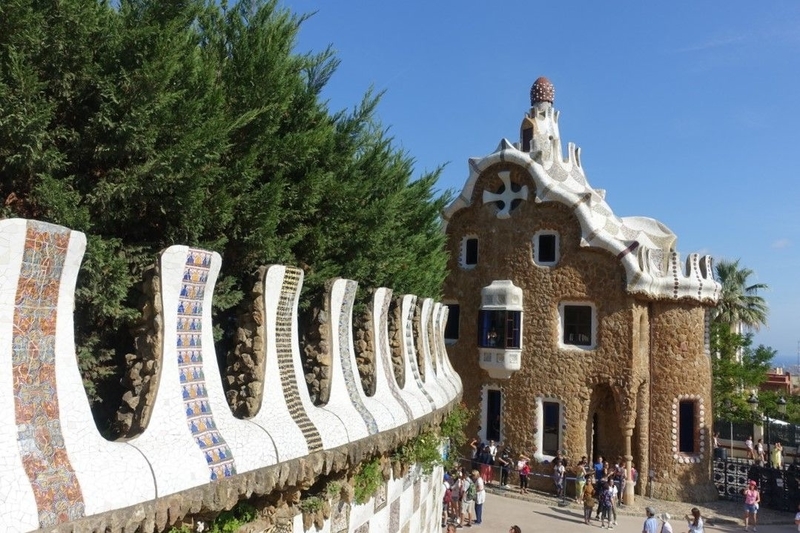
[288, 1, 800, 365]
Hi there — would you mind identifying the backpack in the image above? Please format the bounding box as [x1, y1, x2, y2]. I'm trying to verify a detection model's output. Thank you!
[465, 480, 476, 501]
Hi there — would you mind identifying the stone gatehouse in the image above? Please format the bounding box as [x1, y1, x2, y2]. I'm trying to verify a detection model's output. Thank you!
[442, 77, 720, 502]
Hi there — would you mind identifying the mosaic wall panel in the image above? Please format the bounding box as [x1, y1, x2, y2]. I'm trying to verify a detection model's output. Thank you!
[331, 500, 350, 533]
[178, 250, 236, 480]
[13, 221, 85, 527]
[374, 481, 388, 513]
[338, 281, 378, 434]
[354, 523, 369, 533]
[276, 268, 323, 452]
[389, 497, 400, 532]
[377, 292, 413, 421]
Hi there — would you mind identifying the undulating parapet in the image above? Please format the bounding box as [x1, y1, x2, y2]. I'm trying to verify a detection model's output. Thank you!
[0, 218, 461, 532]
[0, 219, 156, 529]
[124, 245, 279, 496]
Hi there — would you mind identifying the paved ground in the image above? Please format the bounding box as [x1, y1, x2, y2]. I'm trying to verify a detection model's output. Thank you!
[443, 486, 799, 532]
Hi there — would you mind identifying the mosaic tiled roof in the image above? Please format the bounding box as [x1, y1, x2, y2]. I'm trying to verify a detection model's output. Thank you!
[444, 81, 720, 304]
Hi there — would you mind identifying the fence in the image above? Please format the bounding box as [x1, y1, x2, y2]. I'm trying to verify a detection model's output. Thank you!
[714, 419, 800, 448]
[713, 456, 800, 511]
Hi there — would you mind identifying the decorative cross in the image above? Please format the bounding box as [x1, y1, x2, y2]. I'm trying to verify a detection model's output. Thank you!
[482, 171, 528, 219]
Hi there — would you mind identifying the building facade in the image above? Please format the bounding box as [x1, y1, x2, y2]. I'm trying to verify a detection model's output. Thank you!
[443, 77, 720, 502]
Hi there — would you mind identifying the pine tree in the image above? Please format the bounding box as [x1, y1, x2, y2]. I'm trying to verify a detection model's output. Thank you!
[0, 0, 451, 422]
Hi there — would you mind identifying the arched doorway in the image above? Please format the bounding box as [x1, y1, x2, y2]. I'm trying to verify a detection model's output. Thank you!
[586, 383, 625, 463]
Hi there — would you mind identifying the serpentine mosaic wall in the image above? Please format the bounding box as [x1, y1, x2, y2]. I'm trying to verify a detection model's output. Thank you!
[0, 218, 461, 532]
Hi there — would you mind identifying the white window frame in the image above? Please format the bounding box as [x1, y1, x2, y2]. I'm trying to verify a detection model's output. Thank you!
[558, 301, 597, 350]
[533, 396, 564, 463]
[671, 395, 706, 463]
[533, 230, 560, 266]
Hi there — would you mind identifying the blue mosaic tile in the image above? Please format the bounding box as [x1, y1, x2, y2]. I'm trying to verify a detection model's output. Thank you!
[178, 249, 236, 480]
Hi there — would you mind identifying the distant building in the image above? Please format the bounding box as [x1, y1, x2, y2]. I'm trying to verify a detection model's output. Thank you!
[442, 77, 721, 502]
[761, 367, 791, 395]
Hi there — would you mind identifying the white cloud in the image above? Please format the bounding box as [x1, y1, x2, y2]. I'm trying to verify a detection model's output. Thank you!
[771, 238, 791, 249]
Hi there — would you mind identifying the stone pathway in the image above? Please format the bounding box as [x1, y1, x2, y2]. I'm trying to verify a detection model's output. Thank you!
[481, 483, 797, 527]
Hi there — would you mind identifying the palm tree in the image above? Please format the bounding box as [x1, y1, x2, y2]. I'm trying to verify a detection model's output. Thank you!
[713, 259, 769, 332]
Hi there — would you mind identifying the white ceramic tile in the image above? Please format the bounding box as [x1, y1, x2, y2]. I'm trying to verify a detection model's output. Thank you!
[0, 219, 40, 532]
[54, 230, 157, 514]
[248, 265, 312, 461]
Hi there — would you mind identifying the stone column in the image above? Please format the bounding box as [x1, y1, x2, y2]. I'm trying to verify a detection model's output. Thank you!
[623, 427, 635, 505]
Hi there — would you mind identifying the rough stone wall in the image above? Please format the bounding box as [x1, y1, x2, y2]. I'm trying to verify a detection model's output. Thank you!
[226, 267, 268, 417]
[115, 264, 162, 437]
[648, 301, 716, 501]
[388, 298, 406, 388]
[301, 297, 332, 406]
[443, 162, 713, 501]
[353, 305, 376, 396]
[445, 163, 633, 459]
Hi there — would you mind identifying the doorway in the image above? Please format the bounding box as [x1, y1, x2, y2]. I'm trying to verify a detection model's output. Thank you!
[486, 389, 502, 442]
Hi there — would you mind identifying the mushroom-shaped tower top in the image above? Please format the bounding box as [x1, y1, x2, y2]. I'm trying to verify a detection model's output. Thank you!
[530, 76, 554, 105]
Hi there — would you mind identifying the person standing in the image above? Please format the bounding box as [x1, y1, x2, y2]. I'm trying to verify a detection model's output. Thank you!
[772, 441, 784, 469]
[745, 436, 755, 460]
[593, 455, 604, 484]
[599, 482, 614, 529]
[472, 469, 486, 525]
[509, 526, 522, 533]
[581, 474, 596, 525]
[442, 473, 452, 527]
[498, 447, 512, 487]
[659, 512, 673, 533]
[743, 480, 760, 531]
[553, 458, 566, 499]
[518, 453, 531, 494]
[756, 439, 765, 465]
[685, 507, 704, 532]
[448, 471, 461, 524]
[574, 458, 587, 503]
[460, 471, 476, 527]
[486, 439, 498, 484]
[642, 506, 658, 533]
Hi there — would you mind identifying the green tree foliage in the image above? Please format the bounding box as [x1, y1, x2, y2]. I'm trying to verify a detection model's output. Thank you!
[711, 322, 775, 424]
[713, 259, 769, 332]
[0, 0, 451, 420]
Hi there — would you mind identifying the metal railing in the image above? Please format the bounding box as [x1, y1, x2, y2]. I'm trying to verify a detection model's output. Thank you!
[713, 455, 800, 511]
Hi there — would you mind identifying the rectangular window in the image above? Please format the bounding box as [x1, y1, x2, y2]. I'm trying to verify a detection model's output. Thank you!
[679, 400, 696, 453]
[542, 401, 561, 456]
[537, 234, 556, 263]
[479, 310, 521, 348]
[444, 304, 460, 342]
[563, 305, 592, 346]
[465, 238, 478, 266]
